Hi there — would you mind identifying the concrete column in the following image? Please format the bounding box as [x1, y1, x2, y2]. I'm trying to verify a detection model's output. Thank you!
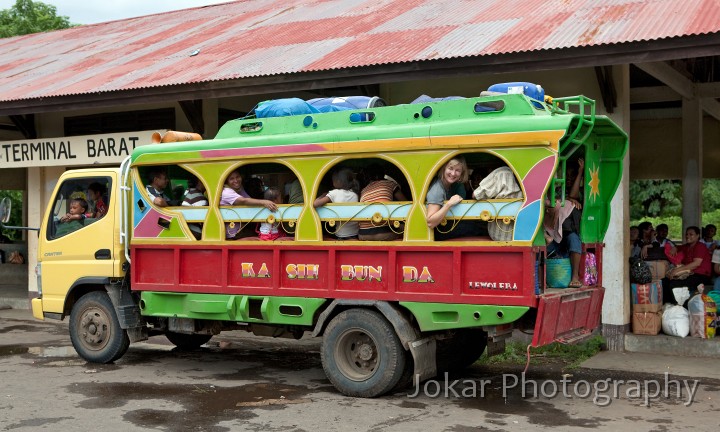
[602, 64, 631, 351]
[27, 166, 64, 295]
[681, 98, 702, 231]
[26, 167, 42, 295]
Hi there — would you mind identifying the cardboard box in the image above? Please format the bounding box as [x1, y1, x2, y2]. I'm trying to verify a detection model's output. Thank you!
[646, 260, 669, 280]
[632, 311, 662, 335]
[633, 303, 663, 313]
[631, 282, 662, 305]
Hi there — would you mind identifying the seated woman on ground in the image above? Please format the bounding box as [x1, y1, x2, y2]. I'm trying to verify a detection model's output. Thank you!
[426, 156, 481, 240]
[221, 169, 278, 239]
[662, 226, 713, 305]
[358, 164, 407, 241]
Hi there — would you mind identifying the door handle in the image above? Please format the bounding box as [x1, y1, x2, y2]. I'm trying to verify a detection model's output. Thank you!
[95, 249, 111, 260]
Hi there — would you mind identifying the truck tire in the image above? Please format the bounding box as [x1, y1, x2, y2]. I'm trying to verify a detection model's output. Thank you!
[165, 332, 212, 350]
[69, 291, 130, 363]
[437, 328, 487, 373]
[321, 309, 406, 397]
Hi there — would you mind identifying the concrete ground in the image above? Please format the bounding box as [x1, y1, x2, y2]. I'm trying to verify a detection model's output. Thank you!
[2, 286, 719, 381]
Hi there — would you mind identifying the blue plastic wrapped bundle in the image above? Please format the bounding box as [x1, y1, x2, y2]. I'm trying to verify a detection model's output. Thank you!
[307, 96, 386, 112]
[487, 82, 545, 108]
[255, 98, 320, 118]
[410, 95, 465, 104]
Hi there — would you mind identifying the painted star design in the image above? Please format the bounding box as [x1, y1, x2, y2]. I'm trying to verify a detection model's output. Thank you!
[588, 163, 600, 203]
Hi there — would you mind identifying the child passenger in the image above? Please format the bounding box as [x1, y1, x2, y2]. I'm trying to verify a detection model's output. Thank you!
[257, 187, 285, 241]
[56, 198, 89, 237]
[87, 182, 107, 218]
[314, 168, 359, 240]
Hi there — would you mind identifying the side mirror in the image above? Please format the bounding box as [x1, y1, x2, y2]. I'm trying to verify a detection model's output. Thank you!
[0, 197, 11, 224]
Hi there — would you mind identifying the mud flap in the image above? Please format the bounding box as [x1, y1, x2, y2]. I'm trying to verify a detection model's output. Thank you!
[409, 337, 436, 382]
[531, 286, 604, 347]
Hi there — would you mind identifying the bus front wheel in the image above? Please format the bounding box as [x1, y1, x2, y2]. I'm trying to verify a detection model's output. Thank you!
[69, 291, 130, 363]
[321, 309, 406, 397]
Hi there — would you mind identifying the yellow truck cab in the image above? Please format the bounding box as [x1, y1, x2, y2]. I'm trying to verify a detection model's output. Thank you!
[32, 168, 126, 321]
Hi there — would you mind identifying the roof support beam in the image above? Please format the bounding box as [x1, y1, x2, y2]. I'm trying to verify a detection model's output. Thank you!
[634, 62, 695, 99]
[594, 66, 617, 113]
[633, 62, 720, 122]
[8, 114, 36, 139]
[178, 100, 204, 135]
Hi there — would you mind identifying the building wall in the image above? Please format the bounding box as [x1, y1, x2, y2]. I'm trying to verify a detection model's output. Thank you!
[631, 116, 720, 179]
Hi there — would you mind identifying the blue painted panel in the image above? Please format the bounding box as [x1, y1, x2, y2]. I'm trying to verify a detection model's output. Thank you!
[514, 199, 541, 241]
[445, 200, 523, 219]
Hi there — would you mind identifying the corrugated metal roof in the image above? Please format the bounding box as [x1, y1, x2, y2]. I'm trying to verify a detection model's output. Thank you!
[0, 0, 718, 102]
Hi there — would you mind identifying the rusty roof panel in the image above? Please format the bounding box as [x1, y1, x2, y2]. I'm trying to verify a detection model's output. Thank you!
[0, 0, 718, 102]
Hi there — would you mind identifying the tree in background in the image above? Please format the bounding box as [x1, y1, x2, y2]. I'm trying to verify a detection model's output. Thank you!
[0, 0, 72, 38]
[629, 180, 681, 221]
[630, 179, 720, 241]
[0, 190, 22, 241]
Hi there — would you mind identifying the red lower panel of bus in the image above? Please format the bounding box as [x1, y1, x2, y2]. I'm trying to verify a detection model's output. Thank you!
[531, 286, 605, 346]
[131, 243, 541, 307]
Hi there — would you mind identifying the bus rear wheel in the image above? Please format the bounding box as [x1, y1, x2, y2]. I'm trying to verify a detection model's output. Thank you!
[69, 291, 129, 363]
[321, 309, 406, 397]
[165, 332, 212, 350]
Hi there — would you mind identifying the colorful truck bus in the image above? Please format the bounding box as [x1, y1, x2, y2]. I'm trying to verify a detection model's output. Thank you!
[26, 88, 627, 397]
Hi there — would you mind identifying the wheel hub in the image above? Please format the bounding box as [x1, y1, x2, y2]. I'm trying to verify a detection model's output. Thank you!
[357, 343, 374, 361]
[80, 309, 108, 346]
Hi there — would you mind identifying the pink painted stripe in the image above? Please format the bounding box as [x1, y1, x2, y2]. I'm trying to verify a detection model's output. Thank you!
[200, 143, 328, 158]
[134, 209, 168, 238]
[520, 155, 556, 209]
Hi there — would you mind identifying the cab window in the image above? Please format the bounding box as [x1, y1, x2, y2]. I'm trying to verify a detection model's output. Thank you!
[47, 177, 112, 240]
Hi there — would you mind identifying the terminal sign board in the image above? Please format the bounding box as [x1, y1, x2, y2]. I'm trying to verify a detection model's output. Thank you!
[0, 130, 160, 168]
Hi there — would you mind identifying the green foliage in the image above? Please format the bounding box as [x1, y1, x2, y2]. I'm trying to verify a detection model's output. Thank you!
[629, 180, 681, 220]
[0, 0, 73, 38]
[702, 179, 720, 212]
[630, 179, 720, 241]
[0, 190, 23, 241]
[477, 335, 605, 370]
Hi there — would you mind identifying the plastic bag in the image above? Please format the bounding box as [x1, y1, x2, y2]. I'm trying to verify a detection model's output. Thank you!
[629, 257, 652, 284]
[583, 252, 598, 286]
[662, 288, 690, 337]
[688, 285, 716, 338]
[7, 251, 24, 264]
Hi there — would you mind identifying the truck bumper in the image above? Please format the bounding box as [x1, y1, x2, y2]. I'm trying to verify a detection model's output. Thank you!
[31, 298, 44, 320]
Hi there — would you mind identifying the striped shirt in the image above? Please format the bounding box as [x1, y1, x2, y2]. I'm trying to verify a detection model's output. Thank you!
[359, 180, 398, 230]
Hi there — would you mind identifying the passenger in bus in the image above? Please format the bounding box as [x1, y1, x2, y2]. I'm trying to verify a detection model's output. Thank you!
[257, 187, 287, 241]
[87, 182, 107, 218]
[56, 198, 89, 237]
[221, 169, 278, 239]
[285, 178, 304, 204]
[314, 167, 360, 240]
[182, 176, 208, 240]
[146, 168, 173, 207]
[426, 156, 481, 240]
[545, 158, 584, 287]
[358, 164, 407, 241]
[244, 176, 266, 200]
